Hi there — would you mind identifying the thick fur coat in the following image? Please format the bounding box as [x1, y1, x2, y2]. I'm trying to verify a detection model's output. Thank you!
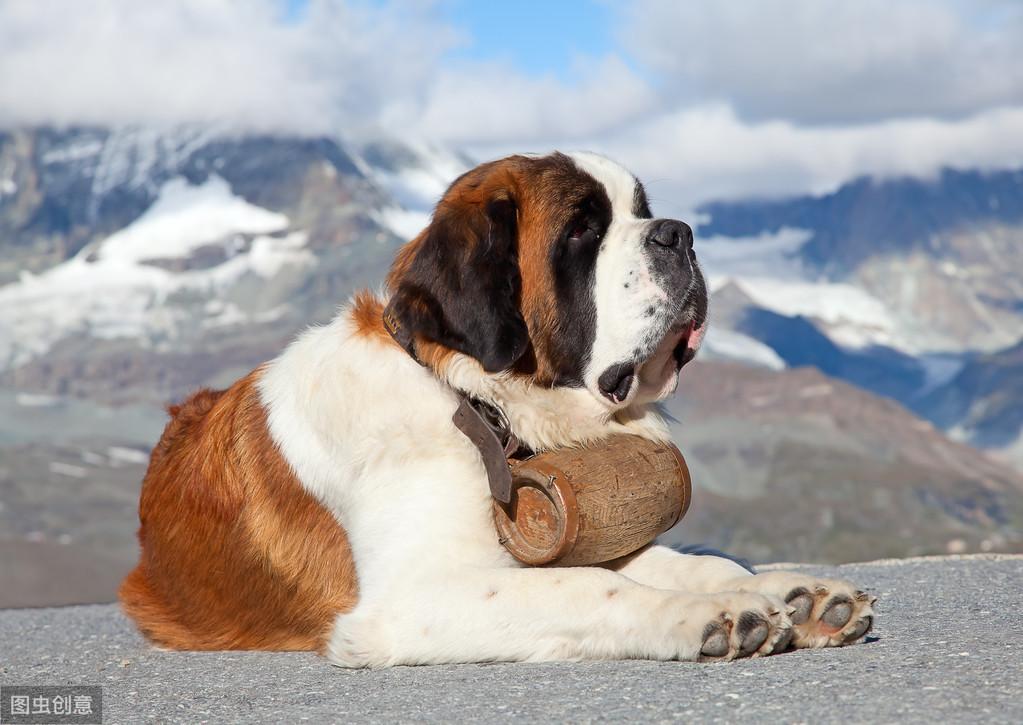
[121, 152, 875, 665]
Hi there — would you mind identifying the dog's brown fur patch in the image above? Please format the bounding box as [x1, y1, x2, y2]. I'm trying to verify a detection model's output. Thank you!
[385, 153, 606, 384]
[119, 372, 358, 651]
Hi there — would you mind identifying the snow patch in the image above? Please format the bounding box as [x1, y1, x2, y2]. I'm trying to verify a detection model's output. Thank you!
[0, 176, 308, 369]
[701, 226, 899, 350]
[368, 141, 467, 210]
[701, 227, 811, 282]
[372, 207, 429, 241]
[99, 176, 287, 264]
[15, 393, 59, 407]
[992, 431, 1023, 473]
[49, 462, 88, 478]
[702, 328, 786, 370]
[355, 140, 466, 240]
[728, 277, 896, 349]
[80, 450, 107, 466]
[41, 139, 104, 165]
[199, 231, 312, 285]
[917, 354, 966, 395]
[88, 126, 221, 201]
[107, 446, 149, 465]
[202, 302, 248, 330]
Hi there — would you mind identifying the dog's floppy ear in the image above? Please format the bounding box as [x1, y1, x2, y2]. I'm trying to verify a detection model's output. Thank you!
[383, 185, 529, 373]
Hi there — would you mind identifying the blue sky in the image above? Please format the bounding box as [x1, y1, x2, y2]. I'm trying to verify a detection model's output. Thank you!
[439, 0, 614, 79]
[284, 0, 615, 80]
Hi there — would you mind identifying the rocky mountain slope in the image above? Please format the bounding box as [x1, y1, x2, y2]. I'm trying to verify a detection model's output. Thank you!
[660, 362, 1023, 563]
[918, 340, 1023, 461]
[696, 168, 1023, 468]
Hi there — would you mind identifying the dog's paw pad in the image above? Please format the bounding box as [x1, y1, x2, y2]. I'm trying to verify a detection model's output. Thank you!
[844, 615, 873, 643]
[700, 620, 731, 659]
[736, 611, 769, 656]
[820, 596, 853, 631]
[785, 587, 814, 624]
[770, 624, 795, 654]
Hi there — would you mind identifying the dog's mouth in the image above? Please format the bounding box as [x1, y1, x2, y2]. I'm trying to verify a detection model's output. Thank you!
[597, 320, 706, 405]
[671, 323, 698, 369]
[655, 320, 705, 379]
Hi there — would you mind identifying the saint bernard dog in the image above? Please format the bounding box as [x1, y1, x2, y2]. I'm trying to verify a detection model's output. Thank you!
[121, 152, 875, 666]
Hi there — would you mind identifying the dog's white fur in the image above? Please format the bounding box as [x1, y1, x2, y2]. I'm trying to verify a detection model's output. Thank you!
[571, 152, 681, 408]
[256, 153, 872, 666]
[259, 314, 767, 666]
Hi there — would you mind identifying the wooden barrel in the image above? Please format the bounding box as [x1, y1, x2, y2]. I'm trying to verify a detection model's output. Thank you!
[493, 435, 692, 566]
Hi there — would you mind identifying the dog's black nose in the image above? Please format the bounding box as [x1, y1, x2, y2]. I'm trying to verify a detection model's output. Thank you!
[647, 220, 693, 249]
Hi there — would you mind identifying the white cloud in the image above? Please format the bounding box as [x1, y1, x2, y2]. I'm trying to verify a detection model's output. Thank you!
[0, 0, 650, 145]
[459, 103, 1023, 212]
[403, 1, 1023, 209]
[592, 104, 1023, 212]
[407, 55, 658, 146]
[1, 0, 1021, 208]
[617, 0, 1023, 124]
[0, 0, 454, 134]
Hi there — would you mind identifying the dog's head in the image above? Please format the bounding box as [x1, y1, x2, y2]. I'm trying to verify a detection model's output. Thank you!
[384, 152, 707, 409]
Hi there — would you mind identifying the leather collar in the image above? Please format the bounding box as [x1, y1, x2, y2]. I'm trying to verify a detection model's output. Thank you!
[383, 310, 523, 503]
[452, 397, 520, 504]
[383, 309, 422, 365]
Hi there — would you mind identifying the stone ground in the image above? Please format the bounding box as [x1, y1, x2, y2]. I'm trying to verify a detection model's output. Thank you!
[1, 555, 1021, 724]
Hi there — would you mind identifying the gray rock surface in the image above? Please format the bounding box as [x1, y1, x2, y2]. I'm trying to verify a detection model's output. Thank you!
[1, 555, 1021, 724]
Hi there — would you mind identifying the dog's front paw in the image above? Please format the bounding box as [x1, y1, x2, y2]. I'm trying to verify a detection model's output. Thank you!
[664, 591, 793, 662]
[730, 571, 876, 649]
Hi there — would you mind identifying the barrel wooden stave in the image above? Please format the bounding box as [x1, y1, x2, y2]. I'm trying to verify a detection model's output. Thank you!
[493, 435, 691, 567]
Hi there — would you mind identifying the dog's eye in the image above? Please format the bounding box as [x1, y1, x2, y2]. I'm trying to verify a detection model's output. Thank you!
[568, 222, 596, 242]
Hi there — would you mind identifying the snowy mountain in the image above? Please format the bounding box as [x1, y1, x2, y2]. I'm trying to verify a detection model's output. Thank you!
[696, 168, 1023, 469]
[0, 126, 466, 403]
